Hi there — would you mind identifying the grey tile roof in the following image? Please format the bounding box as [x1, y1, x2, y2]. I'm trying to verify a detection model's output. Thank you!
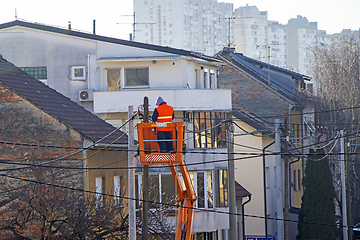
[0, 20, 221, 64]
[217, 50, 309, 106]
[216, 48, 313, 132]
[0, 55, 128, 145]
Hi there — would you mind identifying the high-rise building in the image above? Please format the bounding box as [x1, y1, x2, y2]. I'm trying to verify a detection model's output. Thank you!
[233, 5, 268, 61]
[268, 20, 287, 68]
[286, 15, 317, 76]
[233, 5, 288, 69]
[134, 0, 233, 56]
[233, 6, 319, 77]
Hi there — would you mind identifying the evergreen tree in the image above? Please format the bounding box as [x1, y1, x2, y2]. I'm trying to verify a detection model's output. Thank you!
[297, 148, 337, 240]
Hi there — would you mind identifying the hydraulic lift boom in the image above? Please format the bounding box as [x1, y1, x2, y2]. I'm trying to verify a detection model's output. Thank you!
[137, 122, 196, 240]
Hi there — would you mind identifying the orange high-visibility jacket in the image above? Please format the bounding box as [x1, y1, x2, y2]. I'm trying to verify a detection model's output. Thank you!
[153, 103, 174, 131]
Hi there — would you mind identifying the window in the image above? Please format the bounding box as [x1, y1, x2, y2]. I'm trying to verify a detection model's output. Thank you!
[196, 171, 214, 209]
[70, 66, 86, 80]
[95, 177, 105, 208]
[298, 169, 301, 190]
[193, 112, 226, 149]
[207, 172, 213, 208]
[197, 172, 205, 208]
[149, 174, 160, 209]
[20, 66, 47, 80]
[161, 174, 176, 205]
[215, 169, 228, 207]
[209, 72, 215, 89]
[203, 71, 208, 88]
[293, 170, 297, 191]
[125, 68, 149, 87]
[107, 69, 121, 91]
[137, 170, 224, 211]
[114, 176, 122, 207]
[137, 174, 176, 209]
[195, 69, 200, 89]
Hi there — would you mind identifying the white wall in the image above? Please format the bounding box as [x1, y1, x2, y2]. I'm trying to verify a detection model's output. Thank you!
[0, 26, 223, 113]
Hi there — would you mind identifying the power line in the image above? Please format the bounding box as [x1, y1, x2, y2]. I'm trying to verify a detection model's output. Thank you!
[0, 172, 350, 229]
[0, 113, 138, 195]
[232, 104, 360, 120]
[1, 127, 360, 172]
[171, 104, 360, 122]
[0, 113, 137, 172]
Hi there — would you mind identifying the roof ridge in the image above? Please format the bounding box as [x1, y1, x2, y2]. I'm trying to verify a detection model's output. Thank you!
[0, 20, 219, 63]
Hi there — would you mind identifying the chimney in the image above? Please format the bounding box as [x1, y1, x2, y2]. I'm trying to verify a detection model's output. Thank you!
[93, 19, 96, 35]
[221, 46, 235, 58]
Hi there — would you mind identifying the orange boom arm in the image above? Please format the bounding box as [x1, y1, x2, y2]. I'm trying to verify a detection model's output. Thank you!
[137, 122, 196, 240]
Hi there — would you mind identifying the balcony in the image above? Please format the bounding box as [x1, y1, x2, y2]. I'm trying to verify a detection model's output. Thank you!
[93, 89, 231, 113]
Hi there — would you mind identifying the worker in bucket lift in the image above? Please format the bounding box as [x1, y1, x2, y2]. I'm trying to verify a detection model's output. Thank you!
[151, 96, 174, 152]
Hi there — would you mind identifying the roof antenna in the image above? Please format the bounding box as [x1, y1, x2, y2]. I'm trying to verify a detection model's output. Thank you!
[15, 8, 17, 20]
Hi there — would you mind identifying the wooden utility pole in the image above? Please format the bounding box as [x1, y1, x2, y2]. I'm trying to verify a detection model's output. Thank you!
[128, 106, 136, 240]
[226, 112, 237, 240]
[142, 97, 149, 240]
[275, 119, 284, 240]
[346, 129, 353, 240]
[340, 130, 348, 240]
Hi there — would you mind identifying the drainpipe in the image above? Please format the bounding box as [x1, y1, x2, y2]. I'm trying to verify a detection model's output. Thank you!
[87, 54, 90, 89]
[263, 140, 275, 238]
[242, 195, 251, 240]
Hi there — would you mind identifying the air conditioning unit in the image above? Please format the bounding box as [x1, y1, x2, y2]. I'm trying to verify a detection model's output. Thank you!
[79, 89, 93, 102]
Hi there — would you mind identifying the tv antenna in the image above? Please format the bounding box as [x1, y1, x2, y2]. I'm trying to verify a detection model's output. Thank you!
[117, 12, 156, 41]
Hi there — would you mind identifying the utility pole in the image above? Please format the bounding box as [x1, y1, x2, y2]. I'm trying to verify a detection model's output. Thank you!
[284, 117, 289, 240]
[275, 119, 284, 240]
[226, 112, 237, 240]
[142, 97, 149, 240]
[341, 130, 348, 240]
[346, 130, 353, 240]
[128, 106, 136, 240]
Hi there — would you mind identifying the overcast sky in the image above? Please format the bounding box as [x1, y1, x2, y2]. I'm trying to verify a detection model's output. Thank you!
[1, 0, 359, 40]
